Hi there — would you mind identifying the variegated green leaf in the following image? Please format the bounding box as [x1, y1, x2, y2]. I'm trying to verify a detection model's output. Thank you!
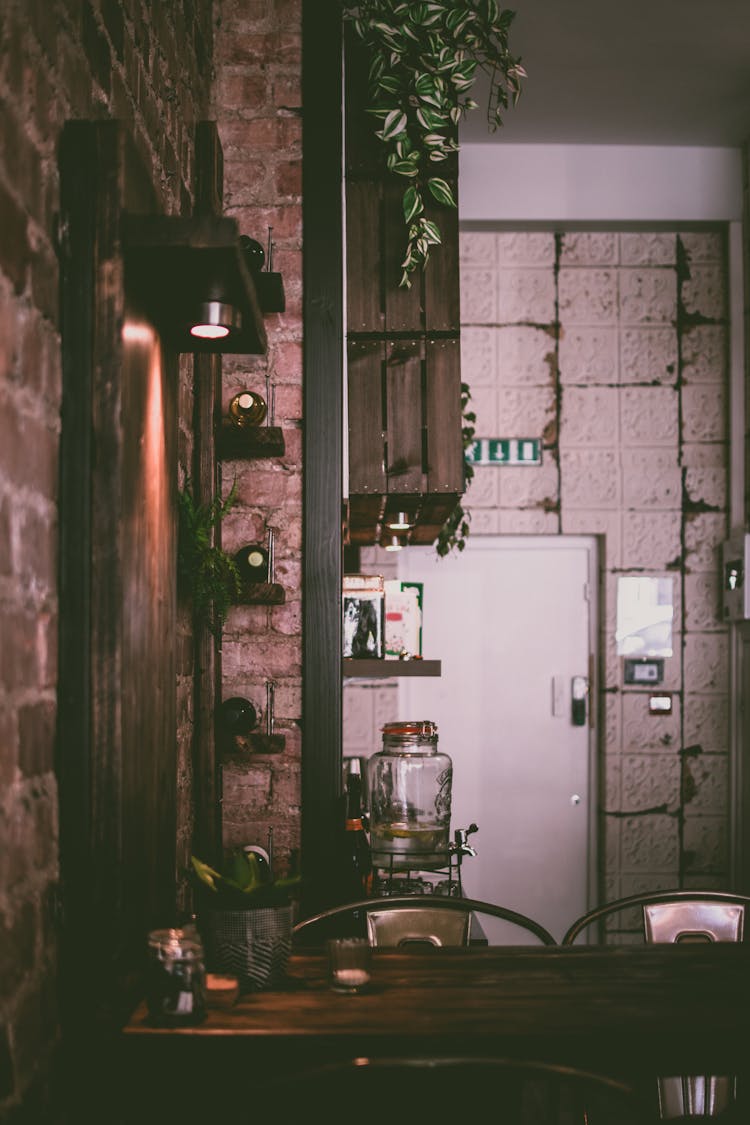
[381, 108, 408, 139]
[427, 176, 456, 207]
[402, 185, 424, 223]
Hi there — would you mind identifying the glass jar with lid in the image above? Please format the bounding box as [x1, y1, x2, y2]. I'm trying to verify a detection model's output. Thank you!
[146, 928, 206, 1027]
[366, 721, 452, 869]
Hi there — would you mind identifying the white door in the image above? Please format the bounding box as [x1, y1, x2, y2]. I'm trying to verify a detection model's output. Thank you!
[399, 535, 598, 944]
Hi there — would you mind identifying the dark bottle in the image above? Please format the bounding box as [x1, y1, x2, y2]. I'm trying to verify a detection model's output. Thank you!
[234, 543, 269, 584]
[228, 390, 267, 427]
[220, 696, 258, 735]
[339, 758, 372, 901]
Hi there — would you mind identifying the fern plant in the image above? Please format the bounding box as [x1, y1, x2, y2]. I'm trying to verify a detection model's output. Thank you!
[344, 0, 524, 287]
[177, 478, 241, 634]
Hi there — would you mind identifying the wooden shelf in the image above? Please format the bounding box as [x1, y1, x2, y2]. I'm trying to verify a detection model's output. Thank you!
[343, 658, 441, 678]
[234, 582, 285, 605]
[222, 732, 286, 758]
[217, 420, 285, 460]
[122, 213, 267, 354]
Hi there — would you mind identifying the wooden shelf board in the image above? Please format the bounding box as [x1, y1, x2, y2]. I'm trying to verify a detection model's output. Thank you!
[234, 582, 285, 605]
[343, 658, 441, 678]
[217, 421, 285, 460]
[222, 732, 286, 759]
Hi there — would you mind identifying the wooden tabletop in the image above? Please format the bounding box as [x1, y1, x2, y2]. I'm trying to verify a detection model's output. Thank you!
[123, 944, 750, 1081]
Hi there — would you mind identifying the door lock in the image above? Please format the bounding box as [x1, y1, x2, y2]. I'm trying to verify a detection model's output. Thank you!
[571, 675, 589, 726]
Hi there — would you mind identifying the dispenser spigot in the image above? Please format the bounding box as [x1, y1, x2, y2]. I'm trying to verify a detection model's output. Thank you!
[451, 823, 478, 858]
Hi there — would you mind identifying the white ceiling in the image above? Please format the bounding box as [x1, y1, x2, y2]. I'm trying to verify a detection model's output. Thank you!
[459, 0, 750, 148]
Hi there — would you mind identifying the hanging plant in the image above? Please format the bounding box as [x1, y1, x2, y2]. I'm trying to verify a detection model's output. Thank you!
[177, 478, 241, 634]
[343, 0, 525, 288]
[436, 381, 476, 557]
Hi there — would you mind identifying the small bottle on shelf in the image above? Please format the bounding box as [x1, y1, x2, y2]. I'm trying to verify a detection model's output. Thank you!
[338, 758, 372, 901]
[228, 390, 267, 427]
[234, 543, 270, 584]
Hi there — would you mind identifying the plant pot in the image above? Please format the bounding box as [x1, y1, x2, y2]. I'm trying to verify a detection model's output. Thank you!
[202, 904, 293, 993]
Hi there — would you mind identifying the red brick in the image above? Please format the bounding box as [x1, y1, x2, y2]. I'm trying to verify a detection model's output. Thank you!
[0, 608, 38, 691]
[30, 242, 59, 324]
[0, 397, 57, 496]
[0, 180, 30, 293]
[233, 463, 300, 507]
[0, 901, 35, 1004]
[37, 610, 57, 691]
[0, 287, 19, 383]
[17, 507, 56, 594]
[274, 159, 301, 198]
[227, 204, 302, 243]
[270, 598, 301, 636]
[0, 706, 17, 790]
[270, 381, 302, 418]
[221, 115, 301, 154]
[271, 71, 301, 109]
[18, 700, 55, 778]
[217, 72, 267, 111]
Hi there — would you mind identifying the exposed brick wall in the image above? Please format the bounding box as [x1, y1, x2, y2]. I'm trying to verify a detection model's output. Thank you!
[212, 0, 304, 876]
[0, 1, 213, 1117]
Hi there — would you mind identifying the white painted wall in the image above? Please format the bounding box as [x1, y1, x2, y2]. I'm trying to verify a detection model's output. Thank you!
[459, 144, 743, 223]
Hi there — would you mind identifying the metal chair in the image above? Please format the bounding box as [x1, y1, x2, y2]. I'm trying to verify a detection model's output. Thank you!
[254, 1055, 659, 1122]
[292, 893, 557, 948]
[562, 889, 750, 1119]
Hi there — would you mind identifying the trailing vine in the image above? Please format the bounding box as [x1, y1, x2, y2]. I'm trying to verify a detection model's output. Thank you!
[177, 478, 241, 635]
[343, 0, 524, 288]
[435, 381, 476, 557]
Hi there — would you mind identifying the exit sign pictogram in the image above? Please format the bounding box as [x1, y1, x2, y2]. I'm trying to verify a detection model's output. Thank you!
[465, 438, 541, 466]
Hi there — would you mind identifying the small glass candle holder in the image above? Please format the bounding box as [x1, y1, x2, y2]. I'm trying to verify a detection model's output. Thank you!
[327, 937, 371, 993]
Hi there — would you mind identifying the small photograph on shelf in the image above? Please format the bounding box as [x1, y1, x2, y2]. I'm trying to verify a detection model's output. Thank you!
[384, 580, 423, 659]
[343, 574, 385, 659]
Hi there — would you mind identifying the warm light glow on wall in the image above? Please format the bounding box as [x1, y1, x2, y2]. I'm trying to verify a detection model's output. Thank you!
[121, 316, 168, 597]
[122, 320, 156, 346]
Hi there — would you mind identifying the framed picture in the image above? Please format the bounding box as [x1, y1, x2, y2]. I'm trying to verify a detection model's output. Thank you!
[342, 574, 385, 658]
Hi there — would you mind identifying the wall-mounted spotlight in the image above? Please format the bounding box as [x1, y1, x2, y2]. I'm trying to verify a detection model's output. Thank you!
[122, 213, 268, 354]
[384, 534, 405, 552]
[385, 511, 414, 532]
[190, 301, 242, 340]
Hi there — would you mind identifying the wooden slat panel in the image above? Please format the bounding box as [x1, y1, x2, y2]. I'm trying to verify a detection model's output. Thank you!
[425, 337, 463, 494]
[385, 339, 423, 493]
[383, 177, 423, 333]
[347, 494, 385, 546]
[347, 339, 386, 494]
[423, 176, 460, 332]
[343, 27, 382, 179]
[346, 180, 382, 333]
[409, 493, 461, 545]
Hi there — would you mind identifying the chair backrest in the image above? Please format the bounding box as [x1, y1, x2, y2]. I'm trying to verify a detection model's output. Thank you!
[293, 894, 557, 948]
[365, 903, 470, 947]
[643, 900, 744, 944]
[561, 889, 749, 1119]
[562, 889, 750, 946]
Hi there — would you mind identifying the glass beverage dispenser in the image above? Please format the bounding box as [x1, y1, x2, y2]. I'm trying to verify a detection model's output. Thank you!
[366, 721, 452, 870]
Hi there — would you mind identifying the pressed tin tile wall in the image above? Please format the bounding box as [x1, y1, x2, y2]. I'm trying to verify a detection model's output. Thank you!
[344, 227, 731, 922]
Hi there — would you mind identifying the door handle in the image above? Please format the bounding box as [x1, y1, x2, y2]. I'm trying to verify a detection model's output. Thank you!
[571, 675, 588, 726]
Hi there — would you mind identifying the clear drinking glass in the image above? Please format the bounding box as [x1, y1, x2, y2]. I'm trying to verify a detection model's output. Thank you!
[327, 937, 371, 993]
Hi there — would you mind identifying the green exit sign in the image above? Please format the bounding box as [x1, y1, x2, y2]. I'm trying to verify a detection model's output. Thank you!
[466, 438, 542, 466]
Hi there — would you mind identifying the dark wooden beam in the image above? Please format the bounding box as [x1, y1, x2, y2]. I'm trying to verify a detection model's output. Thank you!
[302, 0, 344, 915]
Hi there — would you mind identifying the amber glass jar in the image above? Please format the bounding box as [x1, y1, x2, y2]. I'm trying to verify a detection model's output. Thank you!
[366, 721, 452, 869]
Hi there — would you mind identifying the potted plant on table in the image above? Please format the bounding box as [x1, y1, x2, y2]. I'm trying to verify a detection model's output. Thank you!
[191, 850, 301, 993]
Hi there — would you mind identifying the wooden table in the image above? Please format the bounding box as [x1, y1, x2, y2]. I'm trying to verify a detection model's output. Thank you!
[122, 944, 750, 1118]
